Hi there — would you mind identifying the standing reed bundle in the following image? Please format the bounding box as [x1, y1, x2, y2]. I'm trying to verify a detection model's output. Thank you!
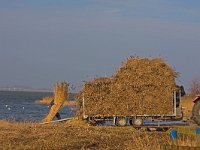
[54, 82, 69, 105]
[42, 81, 69, 122]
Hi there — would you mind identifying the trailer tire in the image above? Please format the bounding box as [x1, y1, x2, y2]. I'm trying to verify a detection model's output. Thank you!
[192, 99, 200, 125]
[115, 117, 127, 126]
[133, 118, 143, 126]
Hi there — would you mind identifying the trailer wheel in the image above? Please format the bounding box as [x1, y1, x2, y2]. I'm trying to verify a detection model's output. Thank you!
[130, 118, 143, 126]
[192, 99, 200, 125]
[115, 117, 127, 126]
[133, 118, 143, 126]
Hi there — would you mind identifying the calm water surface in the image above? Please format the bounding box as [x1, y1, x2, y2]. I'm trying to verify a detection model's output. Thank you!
[0, 91, 76, 122]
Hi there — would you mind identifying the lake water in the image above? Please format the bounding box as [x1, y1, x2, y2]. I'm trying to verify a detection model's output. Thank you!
[0, 91, 76, 122]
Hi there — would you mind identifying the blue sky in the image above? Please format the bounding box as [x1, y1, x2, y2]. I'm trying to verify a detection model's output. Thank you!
[0, 0, 200, 91]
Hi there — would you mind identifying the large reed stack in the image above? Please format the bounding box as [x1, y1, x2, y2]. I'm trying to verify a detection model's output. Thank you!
[76, 57, 178, 116]
[43, 81, 69, 122]
[110, 57, 178, 115]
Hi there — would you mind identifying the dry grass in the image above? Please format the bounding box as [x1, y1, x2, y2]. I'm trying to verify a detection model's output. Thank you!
[182, 96, 195, 119]
[35, 95, 54, 104]
[0, 120, 198, 150]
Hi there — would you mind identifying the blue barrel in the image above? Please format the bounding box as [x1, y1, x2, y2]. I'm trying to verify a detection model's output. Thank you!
[196, 128, 200, 135]
[170, 130, 177, 139]
[196, 128, 200, 147]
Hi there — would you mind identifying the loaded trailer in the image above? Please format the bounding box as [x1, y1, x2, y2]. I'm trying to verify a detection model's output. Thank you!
[77, 57, 200, 128]
[82, 88, 186, 127]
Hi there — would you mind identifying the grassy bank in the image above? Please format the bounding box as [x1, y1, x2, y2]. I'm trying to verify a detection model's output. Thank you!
[0, 120, 198, 150]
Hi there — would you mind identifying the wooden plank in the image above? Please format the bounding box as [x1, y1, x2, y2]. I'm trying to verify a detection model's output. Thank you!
[40, 117, 73, 125]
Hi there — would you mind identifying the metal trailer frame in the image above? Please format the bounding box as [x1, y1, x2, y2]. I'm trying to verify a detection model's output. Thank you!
[82, 90, 183, 127]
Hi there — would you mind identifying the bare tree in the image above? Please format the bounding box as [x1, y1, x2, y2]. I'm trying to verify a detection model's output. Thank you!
[189, 78, 200, 95]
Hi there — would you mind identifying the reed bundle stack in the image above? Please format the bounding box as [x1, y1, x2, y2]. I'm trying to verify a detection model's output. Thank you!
[77, 57, 178, 116]
[78, 77, 114, 116]
[43, 81, 69, 122]
[111, 57, 178, 115]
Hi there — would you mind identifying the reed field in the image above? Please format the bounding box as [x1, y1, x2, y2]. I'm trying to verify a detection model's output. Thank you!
[0, 119, 199, 150]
